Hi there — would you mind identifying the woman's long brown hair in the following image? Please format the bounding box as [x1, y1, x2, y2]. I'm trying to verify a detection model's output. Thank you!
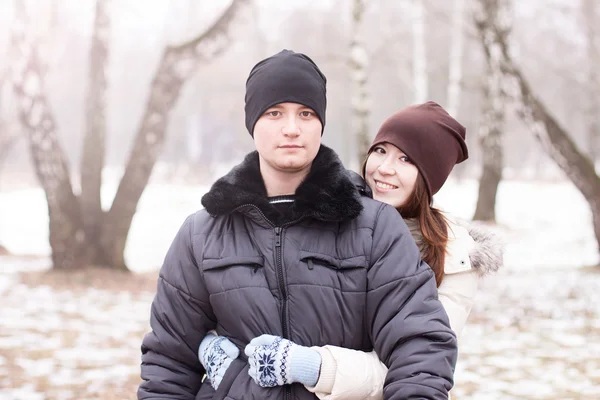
[362, 155, 449, 287]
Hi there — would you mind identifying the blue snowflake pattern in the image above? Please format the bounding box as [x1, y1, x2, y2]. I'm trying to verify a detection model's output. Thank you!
[203, 337, 228, 385]
[205, 353, 217, 379]
[257, 351, 277, 386]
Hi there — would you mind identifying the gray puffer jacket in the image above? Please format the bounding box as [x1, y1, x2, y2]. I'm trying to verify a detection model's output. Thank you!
[138, 145, 457, 400]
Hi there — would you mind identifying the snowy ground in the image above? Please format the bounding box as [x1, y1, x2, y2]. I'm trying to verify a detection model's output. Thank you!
[1, 179, 599, 399]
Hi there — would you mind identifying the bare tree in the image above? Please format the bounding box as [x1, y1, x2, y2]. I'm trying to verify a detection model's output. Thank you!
[582, 0, 600, 166]
[472, 0, 510, 222]
[412, 0, 428, 103]
[446, 0, 466, 117]
[0, 121, 18, 255]
[349, 0, 371, 166]
[0, 130, 17, 172]
[0, 72, 19, 175]
[0, 72, 20, 255]
[476, 0, 600, 253]
[80, 0, 110, 266]
[11, 0, 251, 270]
[11, 0, 85, 270]
[0, 126, 19, 187]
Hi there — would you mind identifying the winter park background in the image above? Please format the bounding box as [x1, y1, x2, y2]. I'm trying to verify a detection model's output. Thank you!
[1, 0, 600, 399]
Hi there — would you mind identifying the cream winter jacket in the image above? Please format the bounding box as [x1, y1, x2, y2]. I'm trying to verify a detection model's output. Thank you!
[305, 218, 503, 400]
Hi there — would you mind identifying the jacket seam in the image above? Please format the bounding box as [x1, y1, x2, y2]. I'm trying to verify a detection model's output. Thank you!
[287, 283, 367, 293]
[158, 275, 209, 307]
[209, 286, 272, 296]
[384, 380, 449, 397]
[188, 214, 197, 266]
[297, 250, 368, 262]
[369, 202, 387, 267]
[368, 267, 433, 293]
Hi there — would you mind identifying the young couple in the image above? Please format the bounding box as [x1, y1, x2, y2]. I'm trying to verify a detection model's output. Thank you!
[138, 50, 502, 400]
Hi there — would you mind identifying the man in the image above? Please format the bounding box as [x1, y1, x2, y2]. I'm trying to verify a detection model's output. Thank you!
[138, 50, 457, 400]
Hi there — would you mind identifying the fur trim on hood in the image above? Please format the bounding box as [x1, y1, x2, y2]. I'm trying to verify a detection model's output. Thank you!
[456, 219, 505, 276]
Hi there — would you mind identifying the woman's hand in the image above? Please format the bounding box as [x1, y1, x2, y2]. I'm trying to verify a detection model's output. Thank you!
[245, 334, 322, 388]
[198, 333, 240, 390]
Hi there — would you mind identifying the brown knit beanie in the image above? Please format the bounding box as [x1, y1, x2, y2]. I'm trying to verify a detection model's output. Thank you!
[368, 101, 468, 198]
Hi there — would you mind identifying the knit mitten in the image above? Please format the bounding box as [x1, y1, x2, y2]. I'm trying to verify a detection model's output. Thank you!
[244, 334, 321, 387]
[198, 333, 240, 390]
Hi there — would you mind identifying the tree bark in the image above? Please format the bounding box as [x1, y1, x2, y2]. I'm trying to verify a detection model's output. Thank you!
[582, 0, 600, 166]
[11, 0, 86, 269]
[473, 83, 504, 221]
[349, 0, 371, 167]
[477, 0, 600, 252]
[473, 110, 503, 221]
[472, 0, 510, 222]
[0, 128, 19, 185]
[81, 0, 110, 266]
[102, 0, 250, 269]
[10, 0, 249, 270]
[0, 69, 20, 171]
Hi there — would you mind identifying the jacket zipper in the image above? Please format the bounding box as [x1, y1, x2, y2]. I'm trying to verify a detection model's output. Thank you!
[276, 222, 304, 400]
[274, 226, 288, 340]
[228, 204, 307, 400]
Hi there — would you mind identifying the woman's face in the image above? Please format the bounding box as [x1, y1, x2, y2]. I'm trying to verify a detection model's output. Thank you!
[365, 142, 419, 208]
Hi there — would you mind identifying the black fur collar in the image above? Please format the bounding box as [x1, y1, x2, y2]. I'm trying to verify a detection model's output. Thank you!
[201, 145, 363, 225]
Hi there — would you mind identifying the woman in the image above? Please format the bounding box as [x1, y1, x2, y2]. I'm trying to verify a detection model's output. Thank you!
[198, 101, 503, 399]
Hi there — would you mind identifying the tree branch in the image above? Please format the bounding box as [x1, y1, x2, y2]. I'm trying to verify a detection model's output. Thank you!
[81, 0, 110, 244]
[104, 0, 251, 255]
[10, 0, 84, 269]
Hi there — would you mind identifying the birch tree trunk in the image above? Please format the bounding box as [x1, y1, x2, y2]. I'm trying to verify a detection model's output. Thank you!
[81, 0, 110, 266]
[11, 0, 86, 269]
[349, 0, 371, 166]
[0, 75, 19, 172]
[0, 126, 19, 188]
[582, 0, 600, 167]
[11, 0, 250, 270]
[0, 80, 20, 251]
[473, 0, 510, 222]
[476, 0, 600, 254]
[412, 0, 428, 103]
[446, 0, 465, 117]
[0, 72, 13, 251]
[0, 132, 17, 171]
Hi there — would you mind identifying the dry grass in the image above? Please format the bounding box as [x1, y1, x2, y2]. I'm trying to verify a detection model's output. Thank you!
[17, 267, 158, 294]
[2, 258, 600, 399]
[1, 261, 154, 399]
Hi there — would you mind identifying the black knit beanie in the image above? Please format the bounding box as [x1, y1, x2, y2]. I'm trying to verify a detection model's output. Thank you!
[368, 101, 468, 199]
[245, 50, 327, 136]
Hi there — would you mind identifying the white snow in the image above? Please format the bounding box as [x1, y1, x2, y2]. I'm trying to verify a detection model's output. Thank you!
[1, 178, 598, 272]
[0, 178, 599, 399]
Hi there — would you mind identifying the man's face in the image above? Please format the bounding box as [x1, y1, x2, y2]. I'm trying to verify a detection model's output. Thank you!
[253, 102, 322, 175]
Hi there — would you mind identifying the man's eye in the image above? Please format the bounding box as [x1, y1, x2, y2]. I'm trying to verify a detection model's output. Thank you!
[300, 111, 313, 117]
[267, 111, 281, 117]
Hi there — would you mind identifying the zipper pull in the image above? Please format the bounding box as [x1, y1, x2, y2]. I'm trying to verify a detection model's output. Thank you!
[274, 227, 281, 247]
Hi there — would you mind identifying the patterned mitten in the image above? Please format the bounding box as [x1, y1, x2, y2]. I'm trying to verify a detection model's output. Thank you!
[198, 333, 240, 390]
[244, 334, 321, 387]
